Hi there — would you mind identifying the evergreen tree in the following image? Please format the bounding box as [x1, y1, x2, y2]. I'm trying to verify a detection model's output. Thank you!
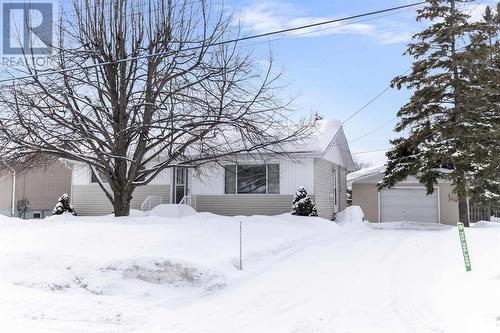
[52, 194, 77, 216]
[462, 5, 500, 207]
[380, 0, 498, 226]
[291, 187, 318, 217]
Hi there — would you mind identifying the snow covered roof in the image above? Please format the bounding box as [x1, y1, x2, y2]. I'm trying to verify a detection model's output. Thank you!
[307, 118, 343, 152]
[347, 164, 386, 183]
[285, 118, 343, 153]
[65, 118, 354, 170]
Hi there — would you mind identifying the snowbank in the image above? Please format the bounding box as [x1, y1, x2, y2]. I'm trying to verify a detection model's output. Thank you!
[150, 204, 196, 218]
[371, 221, 452, 230]
[335, 206, 370, 229]
[1, 212, 500, 332]
[471, 221, 500, 228]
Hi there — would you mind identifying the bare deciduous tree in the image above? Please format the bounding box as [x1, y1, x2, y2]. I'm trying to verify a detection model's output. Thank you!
[0, 0, 316, 216]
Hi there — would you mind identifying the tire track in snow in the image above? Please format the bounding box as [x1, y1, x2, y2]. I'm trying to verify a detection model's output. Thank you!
[387, 231, 448, 333]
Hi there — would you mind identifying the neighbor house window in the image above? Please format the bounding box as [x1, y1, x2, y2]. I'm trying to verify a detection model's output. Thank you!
[91, 169, 109, 183]
[136, 166, 146, 182]
[224, 164, 279, 194]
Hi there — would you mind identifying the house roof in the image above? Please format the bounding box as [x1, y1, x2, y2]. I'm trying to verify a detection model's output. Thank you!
[65, 118, 355, 170]
[347, 164, 386, 184]
[282, 118, 342, 153]
[282, 118, 354, 171]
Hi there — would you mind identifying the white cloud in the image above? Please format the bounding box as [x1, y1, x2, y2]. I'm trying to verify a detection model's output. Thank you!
[237, 1, 417, 44]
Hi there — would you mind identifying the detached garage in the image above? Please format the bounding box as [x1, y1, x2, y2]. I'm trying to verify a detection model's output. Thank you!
[379, 187, 439, 223]
[348, 165, 459, 226]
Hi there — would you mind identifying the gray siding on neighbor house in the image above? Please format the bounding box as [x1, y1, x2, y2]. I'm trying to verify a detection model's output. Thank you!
[0, 161, 71, 217]
[313, 158, 335, 220]
[72, 184, 170, 216]
[194, 194, 298, 216]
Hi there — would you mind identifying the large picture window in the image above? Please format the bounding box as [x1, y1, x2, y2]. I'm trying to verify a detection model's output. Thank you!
[224, 164, 279, 194]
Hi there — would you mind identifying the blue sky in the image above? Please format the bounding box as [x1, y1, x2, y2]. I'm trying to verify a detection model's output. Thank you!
[1, 0, 493, 166]
[231, 0, 494, 165]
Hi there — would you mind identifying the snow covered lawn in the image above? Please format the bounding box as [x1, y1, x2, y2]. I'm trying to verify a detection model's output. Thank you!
[1, 209, 500, 332]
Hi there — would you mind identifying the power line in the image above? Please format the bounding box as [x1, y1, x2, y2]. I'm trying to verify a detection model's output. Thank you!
[342, 86, 392, 125]
[340, 0, 483, 127]
[352, 148, 389, 154]
[0, 1, 426, 84]
[241, 5, 425, 49]
[349, 116, 398, 143]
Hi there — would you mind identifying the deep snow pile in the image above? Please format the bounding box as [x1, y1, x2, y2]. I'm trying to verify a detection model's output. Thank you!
[150, 203, 197, 218]
[335, 205, 368, 228]
[471, 221, 500, 228]
[0, 210, 500, 332]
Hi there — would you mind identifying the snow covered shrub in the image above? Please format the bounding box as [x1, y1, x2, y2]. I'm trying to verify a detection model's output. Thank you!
[291, 186, 318, 217]
[52, 193, 77, 216]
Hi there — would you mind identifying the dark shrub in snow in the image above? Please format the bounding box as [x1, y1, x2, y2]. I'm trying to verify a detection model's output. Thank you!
[52, 193, 77, 216]
[291, 187, 318, 217]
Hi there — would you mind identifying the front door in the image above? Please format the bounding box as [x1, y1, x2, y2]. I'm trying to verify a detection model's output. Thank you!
[333, 167, 339, 213]
[173, 167, 189, 204]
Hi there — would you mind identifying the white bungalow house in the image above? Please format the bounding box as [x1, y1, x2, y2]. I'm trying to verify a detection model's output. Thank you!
[69, 119, 354, 220]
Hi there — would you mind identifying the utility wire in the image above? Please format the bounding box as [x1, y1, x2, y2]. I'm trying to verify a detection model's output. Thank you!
[340, 0, 484, 127]
[242, 6, 425, 48]
[349, 117, 398, 143]
[0, 1, 426, 84]
[352, 148, 390, 154]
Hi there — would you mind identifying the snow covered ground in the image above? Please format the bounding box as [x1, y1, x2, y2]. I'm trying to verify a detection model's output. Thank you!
[0, 208, 500, 332]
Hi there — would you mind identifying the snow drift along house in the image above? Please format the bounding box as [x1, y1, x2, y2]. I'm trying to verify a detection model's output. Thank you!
[69, 119, 354, 219]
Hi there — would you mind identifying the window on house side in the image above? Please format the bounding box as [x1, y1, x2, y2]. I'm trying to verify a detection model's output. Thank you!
[224, 164, 279, 194]
[267, 164, 280, 194]
[224, 165, 236, 194]
[91, 169, 109, 183]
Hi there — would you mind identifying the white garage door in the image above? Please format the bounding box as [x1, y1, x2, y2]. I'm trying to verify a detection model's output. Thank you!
[380, 188, 439, 223]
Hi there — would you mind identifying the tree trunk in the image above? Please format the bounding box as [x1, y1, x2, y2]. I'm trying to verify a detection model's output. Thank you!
[458, 195, 469, 227]
[112, 187, 132, 217]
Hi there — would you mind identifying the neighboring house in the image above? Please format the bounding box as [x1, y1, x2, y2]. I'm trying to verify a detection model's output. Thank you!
[69, 119, 355, 219]
[0, 159, 72, 219]
[348, 165, 459, 225]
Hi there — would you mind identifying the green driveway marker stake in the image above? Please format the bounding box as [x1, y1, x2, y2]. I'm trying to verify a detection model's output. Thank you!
[239, 221, 243, 271]
[457, 222, 472, 272]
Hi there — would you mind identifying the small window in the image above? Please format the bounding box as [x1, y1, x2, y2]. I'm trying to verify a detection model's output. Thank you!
[333, 169, 338, 206]
[33, 211, 42, 219]
[91, 169, 109, 183]
[224, 165, 236, 194]
[224, 164, 279, 194]
[268, 164, 280, 194]
[136, 166, 146, 182]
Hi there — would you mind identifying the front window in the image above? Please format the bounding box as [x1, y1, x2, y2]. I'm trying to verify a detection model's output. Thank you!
[224, 164, 279, 194]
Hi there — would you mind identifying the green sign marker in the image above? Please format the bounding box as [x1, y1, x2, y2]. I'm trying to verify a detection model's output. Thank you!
[457, 222, 472, 272]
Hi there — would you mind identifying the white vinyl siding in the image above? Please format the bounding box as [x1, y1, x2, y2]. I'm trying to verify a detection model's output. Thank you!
[195, 194, 300, 216]
[191, 158, 314, 196]
[379, 187, 439, 223]
[313, 158, 335, 220]
[72, 164, 171, 185]
[72, 184, 170, 216]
